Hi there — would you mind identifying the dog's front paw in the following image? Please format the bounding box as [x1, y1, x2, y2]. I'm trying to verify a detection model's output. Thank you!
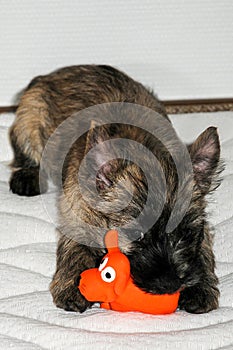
[179, 284, 219, 314]
[50, 276, 92, 313]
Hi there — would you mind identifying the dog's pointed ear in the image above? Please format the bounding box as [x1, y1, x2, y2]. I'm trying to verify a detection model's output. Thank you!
[85, 120, 111, 166]
[189, 127, 221, 193]
[84, 121, 118, 189]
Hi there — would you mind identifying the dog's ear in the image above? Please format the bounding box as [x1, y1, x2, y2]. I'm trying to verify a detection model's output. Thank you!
[189, 127, 221, 193]
[84, 121, 119, 189]
[85, 120, 110, 154]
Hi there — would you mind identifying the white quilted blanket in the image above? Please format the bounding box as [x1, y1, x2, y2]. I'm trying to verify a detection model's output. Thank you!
[0, 112, 233, 350]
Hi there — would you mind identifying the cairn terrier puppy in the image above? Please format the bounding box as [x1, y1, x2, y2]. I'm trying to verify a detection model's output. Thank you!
[9, 65, 222, 313]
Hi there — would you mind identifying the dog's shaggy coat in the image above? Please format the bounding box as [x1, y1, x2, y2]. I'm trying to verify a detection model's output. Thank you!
[9, 65, 222, 313]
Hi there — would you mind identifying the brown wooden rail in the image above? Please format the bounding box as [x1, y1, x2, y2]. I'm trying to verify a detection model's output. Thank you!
[0, 98, 233, 115]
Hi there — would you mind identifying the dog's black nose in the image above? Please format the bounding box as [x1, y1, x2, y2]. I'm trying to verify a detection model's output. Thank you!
[75, 275, 81, 286]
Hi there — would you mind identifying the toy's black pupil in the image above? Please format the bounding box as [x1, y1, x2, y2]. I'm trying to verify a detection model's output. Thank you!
[105, 272, 111, 279]
[100, 259, 104, 265]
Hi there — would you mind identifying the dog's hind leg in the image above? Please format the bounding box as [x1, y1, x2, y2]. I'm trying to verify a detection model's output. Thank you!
[9, 87, 49, 196]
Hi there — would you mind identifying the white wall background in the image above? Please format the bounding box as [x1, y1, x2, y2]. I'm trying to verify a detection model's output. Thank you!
[0, 0, 232, 105]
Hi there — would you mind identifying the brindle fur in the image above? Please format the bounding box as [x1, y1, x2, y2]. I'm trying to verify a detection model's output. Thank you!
[9, 65, 222, 313]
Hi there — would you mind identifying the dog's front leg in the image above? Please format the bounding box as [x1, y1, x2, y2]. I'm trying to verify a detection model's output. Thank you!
[50, 234, 102, 312]
[178, 231, 219, 314]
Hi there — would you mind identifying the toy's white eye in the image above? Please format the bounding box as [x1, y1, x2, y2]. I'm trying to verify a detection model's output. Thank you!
[98, 257, 108, 271]
[101, 266, 116, 283]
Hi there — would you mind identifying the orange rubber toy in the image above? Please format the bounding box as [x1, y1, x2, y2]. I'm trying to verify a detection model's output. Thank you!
[78, 230, 180, 314]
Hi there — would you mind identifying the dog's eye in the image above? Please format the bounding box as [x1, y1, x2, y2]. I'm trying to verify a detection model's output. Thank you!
[101, 266, 116, 282]
[98, 257, 108, 271]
